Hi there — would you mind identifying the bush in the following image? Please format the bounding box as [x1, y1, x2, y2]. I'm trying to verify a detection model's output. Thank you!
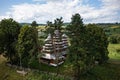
[116, 35, 120, 43]
[116, 49, 120, 54]
[28, 56, 40, 69]
[108, 34, 120, 44]
[26, 71, 71, 80]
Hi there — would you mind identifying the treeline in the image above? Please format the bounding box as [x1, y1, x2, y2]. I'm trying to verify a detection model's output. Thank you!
[0, 19, 39, 68]
[103, 23, 120, 44]
[0, 13, 109, 80]
[66, 14, 108, 80]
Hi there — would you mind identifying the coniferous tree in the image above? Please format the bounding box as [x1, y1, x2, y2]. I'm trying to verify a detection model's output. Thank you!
[66, 15, 109, 80]
[45, 17, 63, 34]
[66, 13, 87, 80]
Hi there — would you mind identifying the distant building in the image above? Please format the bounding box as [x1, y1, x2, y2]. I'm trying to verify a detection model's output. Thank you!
[40, 30, 68, 66]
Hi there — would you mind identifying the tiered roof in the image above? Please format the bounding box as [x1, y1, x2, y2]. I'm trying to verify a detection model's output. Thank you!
[40, 30, 68, 66]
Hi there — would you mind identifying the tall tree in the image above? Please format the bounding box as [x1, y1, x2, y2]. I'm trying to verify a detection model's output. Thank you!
[54, 17, 63, 30]
[0, 18, 21, 62]
[17, 25, 38, 67]
[45, 17, 63, 34]
[66, 14, 109, 79]
[86, 24, 109, 64]
[66, 13, 87, 80]
[0, 29, 5, 54]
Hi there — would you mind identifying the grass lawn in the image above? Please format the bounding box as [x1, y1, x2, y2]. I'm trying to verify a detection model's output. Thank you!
[108, 43, 120, 60]
[0, 55, 24, 80]
[0, 55, 71, 80]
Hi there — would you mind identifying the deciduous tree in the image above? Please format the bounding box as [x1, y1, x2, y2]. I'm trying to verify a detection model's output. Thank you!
[86, 24, 109, 64]
[31, 21, 38, 27]
[17, 25, 38, 67]
[0, 18, 21, 63]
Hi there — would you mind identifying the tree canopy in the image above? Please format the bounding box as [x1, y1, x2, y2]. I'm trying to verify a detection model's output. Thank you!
[31, 21, 38, 27]
[66, 14, 109, 80]
[66, 13, 88, 80]
[86, 24, 109, 64]
[45, 17, 63, 34]
[0, 18, 21, 62]
[17, 25, 38, 67]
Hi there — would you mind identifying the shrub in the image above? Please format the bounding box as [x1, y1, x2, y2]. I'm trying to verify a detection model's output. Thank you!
[116, 49, 120, 54]
[108, 34, 120, 44]
[28, 56, 39, 69]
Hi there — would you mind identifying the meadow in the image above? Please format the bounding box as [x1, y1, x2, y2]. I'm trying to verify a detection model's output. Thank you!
[108, 44, 120, 60]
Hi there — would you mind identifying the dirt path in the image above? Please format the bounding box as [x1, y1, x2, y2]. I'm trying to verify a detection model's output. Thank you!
[0, 55, 6, 64]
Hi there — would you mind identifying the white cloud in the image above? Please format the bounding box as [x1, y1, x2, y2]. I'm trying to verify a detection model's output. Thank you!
[33, 0, 61, 2]
[0, 0, 120, 23]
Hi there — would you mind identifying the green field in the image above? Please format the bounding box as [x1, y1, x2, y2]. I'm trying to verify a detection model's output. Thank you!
[0, 55, 24, 80]
[108, 43, 120, 60]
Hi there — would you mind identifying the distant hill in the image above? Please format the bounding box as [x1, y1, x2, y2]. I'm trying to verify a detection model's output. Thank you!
[20, 23, 46, 26]
[20, 22, 120, 27]
[96, 23, 120, 28]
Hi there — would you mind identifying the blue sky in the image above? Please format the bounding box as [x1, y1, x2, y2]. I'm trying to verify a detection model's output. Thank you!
[0, 0, 120, 23]
[0, 0, 35, 15]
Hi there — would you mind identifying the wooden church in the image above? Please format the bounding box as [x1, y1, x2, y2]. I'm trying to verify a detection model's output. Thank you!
[40, 30, 68, 66]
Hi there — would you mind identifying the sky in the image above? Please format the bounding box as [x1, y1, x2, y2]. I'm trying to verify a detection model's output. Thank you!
[0, 0, 120, 23]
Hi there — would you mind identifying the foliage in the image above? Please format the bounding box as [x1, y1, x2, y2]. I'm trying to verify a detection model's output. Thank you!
[66, 13, 89, 80]
[31, 21, 38, 27]
[103, 25, 120, 36]
[17, 25, 38, 67]
[116, 49, 120, 53]
[0, 14, 117, 80]
[0, 18, 21, 63]
[45, 17, 63, 34]
[0, 40, 120, 80]
[28, 56, 39, 69]
[66, 14, 109, 79]
[108, 34, 120, 44]
[85, 63, 120, 80]
[1, 55, 120, 80]
[0, 29, 5, 54]
[26, 71, 71, 80]
[108, 43, 120, 60]
[86, 24, 109, 64]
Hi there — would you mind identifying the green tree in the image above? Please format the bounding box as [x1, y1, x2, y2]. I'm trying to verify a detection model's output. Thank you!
[45, 17, 63, 34]
[66, 13, 88, 80]
[108, 34, 120, 44]
[54, 17, 63, 30]
[45, 21, 54, 34]
[31, 21, 38, 27]
[0, 29, 5, 54]
[0, 18, 21, 63]
[86, 24, 109, 64]
[17, 25, 38, 68]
